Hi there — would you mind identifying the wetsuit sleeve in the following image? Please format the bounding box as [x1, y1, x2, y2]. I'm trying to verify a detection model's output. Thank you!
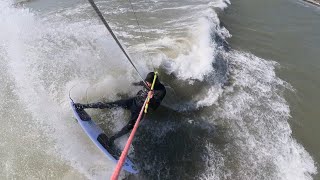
[132, 81, 149, 89]
[132, 81, 144, 86]
[150, 87, 166, 110]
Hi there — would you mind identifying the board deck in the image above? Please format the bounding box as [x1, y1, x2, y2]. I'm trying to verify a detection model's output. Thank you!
[70, 101, 138, 174]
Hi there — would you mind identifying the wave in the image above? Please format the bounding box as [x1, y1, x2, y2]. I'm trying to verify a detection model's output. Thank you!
[198, 50, 317, 179]
[0, 0, 317, 179]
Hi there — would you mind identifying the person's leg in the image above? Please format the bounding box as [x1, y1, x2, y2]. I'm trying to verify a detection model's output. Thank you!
[75, 98, 134, 110]
[108, 111, 140, 146]
[108, 122, 134, 142]
[107, 98, 134, 110]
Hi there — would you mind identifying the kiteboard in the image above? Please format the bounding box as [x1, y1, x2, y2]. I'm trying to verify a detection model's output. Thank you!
[70, 101, 138, 174]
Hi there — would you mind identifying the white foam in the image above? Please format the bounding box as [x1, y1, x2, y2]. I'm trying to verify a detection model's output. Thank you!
[1, 0, 317, 179]
[196, 86, 223, 108]
[142, 6, 230, 82]
[158, 18, 215, 81]
[1, 2, 136, 179]
[199, 50, 317, 179]
[209, 0, 231, 10]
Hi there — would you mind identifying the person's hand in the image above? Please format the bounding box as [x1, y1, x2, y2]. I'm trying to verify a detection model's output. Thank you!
[148, 90, 154, 98]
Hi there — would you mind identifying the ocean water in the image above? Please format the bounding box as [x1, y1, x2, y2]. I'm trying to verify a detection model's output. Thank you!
[220, 0, 320, 179]
[0, 0, 318, 179]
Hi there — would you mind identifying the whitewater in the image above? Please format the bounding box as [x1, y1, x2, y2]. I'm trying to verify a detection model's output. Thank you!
[0, 0, 317, 179]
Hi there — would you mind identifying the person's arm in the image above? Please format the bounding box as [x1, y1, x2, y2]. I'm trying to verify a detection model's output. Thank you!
[132, 81, 144, 86]
[132, 81, 150, 89]
[150, 88, 166, 110]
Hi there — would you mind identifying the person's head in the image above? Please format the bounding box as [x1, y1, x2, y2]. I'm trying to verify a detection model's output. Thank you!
[145, 72, 158, 87]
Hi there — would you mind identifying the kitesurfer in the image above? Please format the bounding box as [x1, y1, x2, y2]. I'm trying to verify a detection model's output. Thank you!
[74, 72, 166, 146]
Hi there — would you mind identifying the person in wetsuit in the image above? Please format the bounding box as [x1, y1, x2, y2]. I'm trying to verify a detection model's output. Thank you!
[74, 72, 166, 146]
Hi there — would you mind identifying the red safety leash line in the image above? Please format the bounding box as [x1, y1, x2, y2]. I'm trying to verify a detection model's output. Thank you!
[110, 97, 148, 180]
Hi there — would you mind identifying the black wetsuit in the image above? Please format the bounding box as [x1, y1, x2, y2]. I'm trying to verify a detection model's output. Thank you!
[78, 80, 166, 142]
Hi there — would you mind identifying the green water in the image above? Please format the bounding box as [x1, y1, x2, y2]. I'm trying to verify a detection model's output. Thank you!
[221, 0, 320, 178]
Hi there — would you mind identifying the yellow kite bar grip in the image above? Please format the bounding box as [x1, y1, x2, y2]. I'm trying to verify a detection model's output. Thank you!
[144, 72, 158, 113]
